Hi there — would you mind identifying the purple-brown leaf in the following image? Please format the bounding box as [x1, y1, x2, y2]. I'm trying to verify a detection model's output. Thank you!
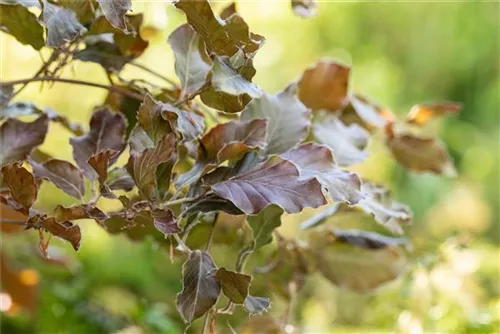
[0, 116, 49, 167]
[41, 217, 81, 251]
[1, 163, 38, 215]
[151, 209, 181, 236]
[70, 108, 126, 180]
[53, 204, 109, 224]
[31, 159, 85, 200]
[212, 159, 326, 214]
[96, 0, 131, 31]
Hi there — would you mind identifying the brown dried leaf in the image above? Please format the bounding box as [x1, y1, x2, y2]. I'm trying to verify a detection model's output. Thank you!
[1, 163, 37, 214]
[40, 217, 81, 251]
[53, 204, 109, 224]
[298, 60, 351, 112]
[406, 101, 462, 126]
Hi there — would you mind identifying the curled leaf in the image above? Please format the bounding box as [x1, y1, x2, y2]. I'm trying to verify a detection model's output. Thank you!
[406, 101, 462, 126]
[0, 3, 44, 50]
[341, 95, 395, 131]
[31, 159, 85, 200]
[1, 163, 38, 215]
[176, 250, 221, 324]
[151, 209, 181, 236]
[53, 204, 108, 224]
[215, 267, 252, 304]
[88, 150, 119, 198]
[96, 0, 131, 31]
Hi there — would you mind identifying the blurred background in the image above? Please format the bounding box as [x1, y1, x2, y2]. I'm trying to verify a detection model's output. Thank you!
[1, 1, 499, 333]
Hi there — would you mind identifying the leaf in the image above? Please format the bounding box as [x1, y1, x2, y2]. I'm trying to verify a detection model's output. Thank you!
[181, 193, 243, 217]
[330, 229, 408, 250]
[107, 167, 135, 191]
[241, 85, 311, 154]
[113, 14, 149, 58]
[39, 0, 87, 48]
[243, 295, 271, 315]
[300, 203, 341, 230]
[0, 116, 49, 167]
[406, 101, 462, 126]
[291, 0, 317, 18]
[176, 250, 221, 325]
[212, 159, 326, 214]
[126, 134, 176, 201]
[151, 209, 181, 236]
[357, 181, 412, 235]
[313, 116, 369, 167]
[280, 143, 362, 204]
[53, 204, 109, 224]
[0, 3, 44, 50]
[168, 23, 211, 97]
[74, 40, 128, 72]
[40, 217, 81, 251]
[137, 95, 173, 144]
[298, 60, 351, 112]
[247, 204, 284, 250]
[96, 0, 131, 31]
[215, 267, 252, 304]
[208, 55, 261, 98]
[104, 86, 141, 137]
[1, 163, 37, 214]
[341, 95, 395, 131]
[58, 0, 95, 25]
[309, 228, 408, 292]
[70, 108, 126, 180]
[386, 132, 456, 176]
[31, 159, 85, 200]
[161, 104, 205, 142]
[88, 150, 119, 198]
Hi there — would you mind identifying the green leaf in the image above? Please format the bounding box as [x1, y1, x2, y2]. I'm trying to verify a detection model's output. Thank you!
[0, 116, 49, 167]
[176, 250, 221, 325]
[214, 267, 252, 304]
[313, 116, 369, 167]
[0, 3, 44, 50]
[280, 143, 362, 204]
[1, 163, 38, 215]
[212, 159, 326, 214]
[39, 0, 87, 48]
[126, 134, 176, 201]
[298, 60, 351, 112]
[31, 159, 86, 200]
[241, 84, 310, 155]
[247, 204, 284, 250]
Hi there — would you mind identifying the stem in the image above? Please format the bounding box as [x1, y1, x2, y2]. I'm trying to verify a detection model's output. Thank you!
[128, 62, 178, 87]
[204, 213, 219, 252]
[0, 77, 144, 101]
[173, 234, 192, 254]
[164, 197, 195, 207]
[235, 245, 254, 272]
[0, 219, 26, 226]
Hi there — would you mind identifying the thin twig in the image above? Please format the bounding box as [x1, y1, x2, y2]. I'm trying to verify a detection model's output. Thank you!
[0, 77, 144, 101]
[204, 213, 219, 252]
[173, 234, 192, 254]
[128, 61, 178, 87]
[0, 219, 27, 226]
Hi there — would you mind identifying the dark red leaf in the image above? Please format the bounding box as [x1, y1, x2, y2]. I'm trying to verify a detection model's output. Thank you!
[151, 209, 181, 236]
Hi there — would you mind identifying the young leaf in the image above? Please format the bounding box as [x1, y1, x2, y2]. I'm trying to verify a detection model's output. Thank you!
[151, 209, 181, 236]
[126, 134, 176, 201]
[357, 181, 412, 235]
[243, 295, 271, 315]
[247, 204, 284, 250]
[309, 228, 408, 292]
[31, 159, 85, 200]
[176, 250, 221, 325]
[313, 116, 369, 167]
[70, 108, 126, 180]
[168, 23, 211, 98]
[39, 0, 87, 48]
[96, 0, 131, 31]
[280, 143, 362, 204]
[291, 0, 317, 18]
[0, 3, 44, 50]
[406, 101, 462, 126]
[215, 267, 252, 304]
[298, 60, 351, 112]
[0, 116, 49, 167]
[241, 85, 311, 154]
[1, 163, 38, 215]
[386, 132, 456, 176]
[53, 204, 108, 224]
[212, 159, 326, 214]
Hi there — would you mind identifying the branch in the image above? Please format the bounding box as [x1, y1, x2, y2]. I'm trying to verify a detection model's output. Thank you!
[0, 219, 27, 226]
[0, 77, 144, 101]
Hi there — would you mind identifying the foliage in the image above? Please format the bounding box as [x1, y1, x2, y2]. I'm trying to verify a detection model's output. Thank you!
[1, 0, 489, 333]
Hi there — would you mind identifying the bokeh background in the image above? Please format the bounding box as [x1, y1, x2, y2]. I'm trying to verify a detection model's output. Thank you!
[1, 1, 499, 333]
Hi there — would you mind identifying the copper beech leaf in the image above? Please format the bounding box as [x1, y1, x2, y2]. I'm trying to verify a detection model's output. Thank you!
[215, 268, 252, 304]
[308, 228, 408, 292]
[126, 134, 176, 201]
[212, 159, 326, 215]
[70, 108, 126, 180]
[406, 101, 462, 126]
[243, 296, 271, 315]
[107, 167, 134, 192]
[39, 0, 87, 48]
[176, 250, 221, 325]
[53, 204, 108, 224]
[298, 60, 351, 112]
[151, 209, 181, 236]
[241, 85, 311, 155]
[386, 132, 456, 176]
[280, 143, 362, 204]
[0, 116, 48, 167]
[291, 0, 317, 18]
[0, 3, 44, 50]
[96, 0, 131, 31]
[247, 204, 284, 250]
[88, 150, 119, 198]
[31, 159, 85, 200]
[137, 95, 172, 144]
[1, 163, 38, 215]
[313, 116, 369, 167]
[40, 217, 81, 251]
[168, 23, 211, 98]
[161, 104, 205, 142]
[341, 95, 396, 131]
